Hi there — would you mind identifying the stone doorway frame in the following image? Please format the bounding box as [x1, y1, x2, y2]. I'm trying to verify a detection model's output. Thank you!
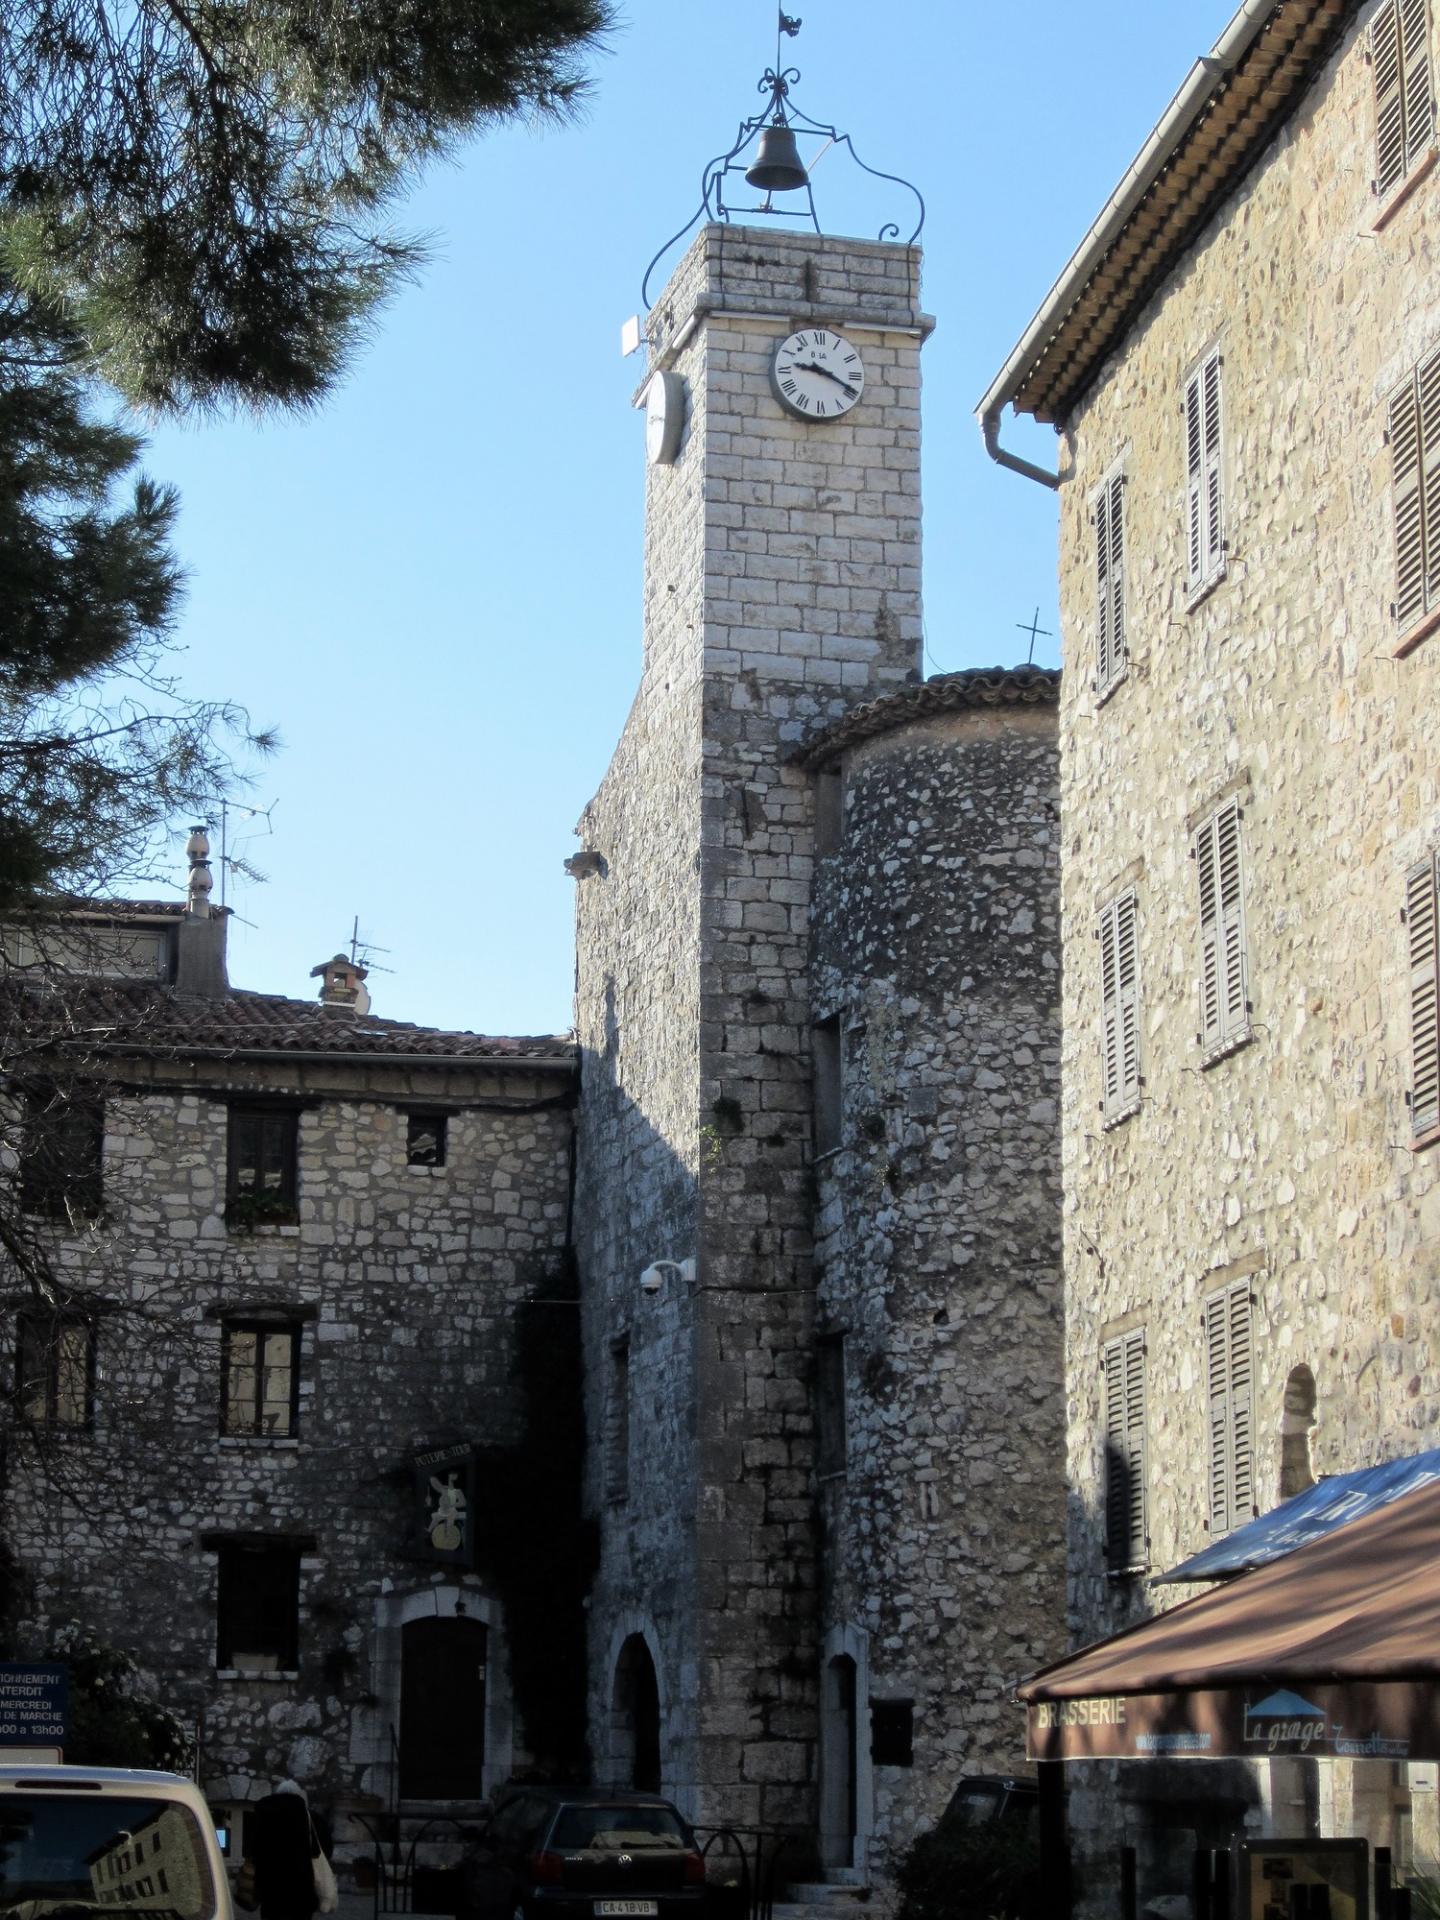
[819, 1623, 872, 1878]
[359, 1583, 511, 1804]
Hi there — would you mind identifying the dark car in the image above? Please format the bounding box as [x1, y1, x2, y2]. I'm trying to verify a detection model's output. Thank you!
[938, 1774, 1040, 1838]
[463, 1788, 708, 1920]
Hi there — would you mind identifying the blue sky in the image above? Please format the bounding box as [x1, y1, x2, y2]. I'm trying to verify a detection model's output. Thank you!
[140, 0, 1209, 1036]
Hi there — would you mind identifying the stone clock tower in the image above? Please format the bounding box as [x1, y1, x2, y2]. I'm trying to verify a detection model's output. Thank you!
[572, 222, 932, 1834]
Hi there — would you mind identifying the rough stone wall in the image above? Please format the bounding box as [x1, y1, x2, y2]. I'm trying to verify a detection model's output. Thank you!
[576, 224, 931, 1835]
[809, 699, 1064, 1873]
[4, 1056, 573, 1815]
[1051, 6, 1440, 1898]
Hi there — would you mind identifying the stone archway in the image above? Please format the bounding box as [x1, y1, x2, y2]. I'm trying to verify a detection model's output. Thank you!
[611, 1633, 662, 1792]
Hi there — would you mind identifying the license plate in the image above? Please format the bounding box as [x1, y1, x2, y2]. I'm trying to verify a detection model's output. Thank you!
[596, 1904, 658, 1916]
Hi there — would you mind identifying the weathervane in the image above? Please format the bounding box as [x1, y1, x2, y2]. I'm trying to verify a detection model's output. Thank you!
[641, 6, 925, 310]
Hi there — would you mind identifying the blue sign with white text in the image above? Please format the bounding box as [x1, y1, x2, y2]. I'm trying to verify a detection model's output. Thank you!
[0, 1664, 69, 1746]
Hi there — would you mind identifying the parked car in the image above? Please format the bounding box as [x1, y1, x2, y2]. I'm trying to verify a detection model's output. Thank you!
[937, 1774, 1039, 1838]
[0, 1763, 232, 1920]
[462, 1788, 707, 1920]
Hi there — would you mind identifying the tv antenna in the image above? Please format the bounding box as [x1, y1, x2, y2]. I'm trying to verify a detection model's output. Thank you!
[348, 916, 394, 975]
[214, 798, 278, 908]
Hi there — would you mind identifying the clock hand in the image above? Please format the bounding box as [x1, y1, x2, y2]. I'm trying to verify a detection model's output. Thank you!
[793, 360, 859, 399]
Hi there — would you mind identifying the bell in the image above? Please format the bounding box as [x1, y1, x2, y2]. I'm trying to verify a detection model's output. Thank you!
[745, 124, 808, 193]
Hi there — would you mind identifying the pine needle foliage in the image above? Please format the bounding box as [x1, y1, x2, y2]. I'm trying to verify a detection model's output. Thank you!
[0, 0, 613, 414]
[0, 275, 271, 905]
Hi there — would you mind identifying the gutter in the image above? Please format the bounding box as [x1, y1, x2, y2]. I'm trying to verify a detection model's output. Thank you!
[975, 0, 1283, 487]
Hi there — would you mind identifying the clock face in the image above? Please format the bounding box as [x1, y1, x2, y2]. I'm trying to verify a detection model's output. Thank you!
[770, 328, 866, 421]
[645, 370, 686, 466]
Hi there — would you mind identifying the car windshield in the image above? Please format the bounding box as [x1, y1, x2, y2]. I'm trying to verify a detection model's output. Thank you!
[0, 1795, 218, 1920]
[549, 1807, 688, 1851]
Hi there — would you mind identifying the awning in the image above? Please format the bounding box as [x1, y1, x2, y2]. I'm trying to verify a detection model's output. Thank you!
[1159, 1448, 1440, 1582]
[1020, 1479, 1440, 1763]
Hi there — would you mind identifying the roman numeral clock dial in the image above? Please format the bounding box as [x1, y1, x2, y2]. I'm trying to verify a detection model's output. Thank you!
[770, 328, 866, 421]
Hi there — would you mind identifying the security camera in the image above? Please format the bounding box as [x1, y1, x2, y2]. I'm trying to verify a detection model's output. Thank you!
[638, 1258, 696, 1293]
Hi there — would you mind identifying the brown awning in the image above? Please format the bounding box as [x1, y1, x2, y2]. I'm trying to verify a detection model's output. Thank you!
[1019, 1480, 1440, 1762]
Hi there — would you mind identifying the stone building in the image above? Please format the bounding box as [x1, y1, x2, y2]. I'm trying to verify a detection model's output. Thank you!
[0, 872, 577, 1862]
[980, 0, 1440, 1903]
[571, 219, 1065, 1875]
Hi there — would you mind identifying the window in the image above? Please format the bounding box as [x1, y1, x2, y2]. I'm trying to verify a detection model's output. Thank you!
[221, 1321, 299, 1437]
[1205, 1281, 1255, 1537]
[1193, 798, 1250, 1058]
[870, 1699, 915, 1767]
[815, 769, 843, 855]
[18, 1081, 103, 1221]
[1405, 850, 1440, 1137]
[1102, 1327, 1147, 1574]
[1097, 890, 1140, 1123]
[1388, 346, 1440, 642]
[16, 1311, 93, 1428]
[1094, 465, 1127, 697]
[1184, 347, 1225, 600]
[214, 1540, 301, 1671]
[406, 1111, 447, 1167]
[605, 1339, 629, 1504]
[813, 1015, 842, 1156]
[226, 1105, 298, 1226]
[1372, 0, 1435, 201]
[815, 1331, 847, 1478]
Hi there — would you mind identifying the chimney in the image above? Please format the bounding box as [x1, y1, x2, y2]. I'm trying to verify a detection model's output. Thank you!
[175, 826, 230, 997]
[311, 952, 371, 1017]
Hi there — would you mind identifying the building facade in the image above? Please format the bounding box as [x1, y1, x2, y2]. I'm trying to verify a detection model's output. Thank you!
[1, 886, 577, 1866]
[981, 0, 1440, 1906]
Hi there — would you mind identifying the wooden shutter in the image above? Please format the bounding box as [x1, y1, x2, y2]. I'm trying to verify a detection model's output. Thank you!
[1185, 352, 1224, 592]
[1407, 853, 1440, 1135]
[1096, 470, 1126, 694]
[1103, 1329, 1147, 1572]
[1401, 0, 1436, 172]
[1205, 1283, 1255, 1536]
[1375, 0, 1408, 194]
[1099, 891, 1140, 1117]
[1390, 350, 1440, 632]
[1392, 368, 1427, 629]
[1195, 802, 1248, 1052]
[1421, 349, 1440, 615]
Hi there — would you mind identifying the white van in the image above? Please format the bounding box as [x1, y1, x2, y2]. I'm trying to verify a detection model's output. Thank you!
[0, 1764, 233, 1920]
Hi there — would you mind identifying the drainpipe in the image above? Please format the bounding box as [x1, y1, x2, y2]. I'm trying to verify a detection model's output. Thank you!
[976, 0, 1285, 488]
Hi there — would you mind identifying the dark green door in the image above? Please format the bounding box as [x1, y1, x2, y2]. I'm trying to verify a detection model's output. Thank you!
[400, 1615, 487, 1798]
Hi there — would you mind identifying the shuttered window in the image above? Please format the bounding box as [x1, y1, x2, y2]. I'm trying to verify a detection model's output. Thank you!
[1205, 1282, 1255, 1536]
[1098, 890, 1141, 1122]
[1389, 347, 1440, 636]
[1185, 349, 1225, 598]
[1103, 1328, 1147, 1573]
[1193, 799, 1250, 1057]
[1406, 851, 1440, 1137]
[1095, 467, 1127, 697]
[1373, 0, 1436, 200]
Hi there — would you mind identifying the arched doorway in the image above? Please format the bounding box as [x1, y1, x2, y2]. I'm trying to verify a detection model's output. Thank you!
[612, 1634, 661, 1792]
[399, 1615, 488, 1798]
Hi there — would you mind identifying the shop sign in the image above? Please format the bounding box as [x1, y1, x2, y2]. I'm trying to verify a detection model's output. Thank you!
[411, 1440, 476, 1567]
[1027, 1680, 1440, 1763]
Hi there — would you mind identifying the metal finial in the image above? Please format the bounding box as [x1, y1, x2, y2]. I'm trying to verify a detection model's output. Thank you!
[641, 16, 924, 310]
[186, 825, 213, 918]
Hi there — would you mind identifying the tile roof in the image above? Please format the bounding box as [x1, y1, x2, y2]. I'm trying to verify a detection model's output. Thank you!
[0, 978, 576, 1068]
[794, 665, 1061, 768]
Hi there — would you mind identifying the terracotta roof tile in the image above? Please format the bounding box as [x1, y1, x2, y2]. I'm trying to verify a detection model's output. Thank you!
[0, 979, 576, 1068]
[794, 665, 1061, 768]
